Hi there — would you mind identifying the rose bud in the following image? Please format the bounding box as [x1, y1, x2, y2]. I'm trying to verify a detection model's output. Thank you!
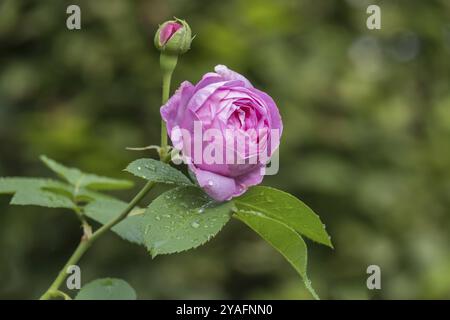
[154, 18, 192, 55]
[161, 65, 283, 202]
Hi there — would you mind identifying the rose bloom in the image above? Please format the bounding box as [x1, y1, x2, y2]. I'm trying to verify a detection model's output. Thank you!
[161, 65, 282, 201]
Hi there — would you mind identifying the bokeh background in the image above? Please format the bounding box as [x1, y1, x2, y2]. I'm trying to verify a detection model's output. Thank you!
[1, 0, 450, 299]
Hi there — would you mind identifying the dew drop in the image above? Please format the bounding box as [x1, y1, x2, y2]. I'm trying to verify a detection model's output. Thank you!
[191, 221, 200, 228]
[207, 180, 214, 186]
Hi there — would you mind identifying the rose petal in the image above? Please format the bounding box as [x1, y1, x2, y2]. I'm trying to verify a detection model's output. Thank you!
[161, 81, 195, 134]
[235, 165, 264, 188]
[214, 65, 253, 88]
[191, 166, 242, 201]
[159, 22, 182, 45]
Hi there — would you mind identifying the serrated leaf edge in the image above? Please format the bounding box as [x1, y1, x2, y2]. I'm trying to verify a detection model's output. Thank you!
[233, 209, 319, 300]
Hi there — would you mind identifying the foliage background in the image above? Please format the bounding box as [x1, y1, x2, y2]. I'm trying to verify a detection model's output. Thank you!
[1, 0, 449, 299]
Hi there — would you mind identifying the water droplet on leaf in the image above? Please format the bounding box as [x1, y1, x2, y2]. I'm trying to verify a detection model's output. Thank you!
[191, 221, 200, 228]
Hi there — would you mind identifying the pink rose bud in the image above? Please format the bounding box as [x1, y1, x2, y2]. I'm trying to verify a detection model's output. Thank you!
[161, 65, 283, 202]
[154, 19, 192, 55]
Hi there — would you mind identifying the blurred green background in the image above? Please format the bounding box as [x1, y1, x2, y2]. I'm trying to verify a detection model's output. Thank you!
[1, 0, 450, 299]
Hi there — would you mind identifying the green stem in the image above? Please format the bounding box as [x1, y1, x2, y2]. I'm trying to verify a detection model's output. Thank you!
[160, 71, 172, 156]
[73, 205, 92, 239]
[40, 181, 156, 300]
[40, 50, 181, 301]
[159, 53, 178, 160]
[42, 290, 72, 300]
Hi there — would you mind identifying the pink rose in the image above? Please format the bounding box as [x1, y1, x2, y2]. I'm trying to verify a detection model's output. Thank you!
[161, 65, 282, 201]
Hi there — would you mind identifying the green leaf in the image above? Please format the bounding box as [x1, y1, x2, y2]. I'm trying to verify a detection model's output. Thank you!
[0, 177, 76, 209]
[234, 210, 319, 299]
[71, 188, 115, 203]
[40, 155, 133, 190]
[187, 169, 200, 186]
[11, 188, 76, 209]
[39, 181, 114, 203]
[0, 177, 66, 194]
[0, 177, 113, 208]
[75, 278, 136, 300]
[125, 158, 193, 186]
[143, 186, 233, 257]
[235, 186, 332, 247]
[84, 199, 144, 244]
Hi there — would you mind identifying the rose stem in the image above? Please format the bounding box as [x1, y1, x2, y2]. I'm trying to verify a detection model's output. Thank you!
[41, 49, 179, 301]
[40, 180, 156, 300]
[159, 53, 178, 159]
